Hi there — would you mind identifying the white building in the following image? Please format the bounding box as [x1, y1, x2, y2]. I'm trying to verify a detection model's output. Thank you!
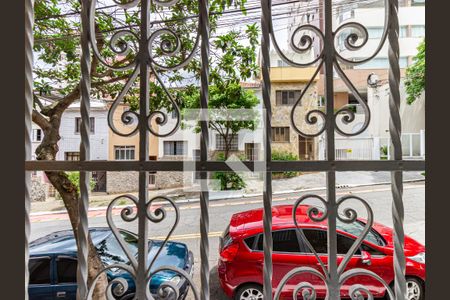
[367, 80, 425, 159]
[316, 0, 425, 160]
[319, 80, 425, 161]
[31, 98, 109, 195]
[56, 100, 109, 161]
[335, 0, 425, 69]
[157, 82, 263, 188]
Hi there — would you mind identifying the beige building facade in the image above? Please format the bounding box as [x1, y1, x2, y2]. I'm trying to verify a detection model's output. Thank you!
[269, 66, 320, 160]
[106, 102, 159, 193]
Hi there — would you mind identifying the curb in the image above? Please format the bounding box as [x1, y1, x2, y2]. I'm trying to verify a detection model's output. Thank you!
[31, 178, 424, 217]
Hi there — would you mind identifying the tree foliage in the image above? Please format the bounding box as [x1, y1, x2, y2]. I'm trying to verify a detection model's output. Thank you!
[405, 39, 425, 104]
[32, 0, 258, 297]
[179, 25, 260, 159]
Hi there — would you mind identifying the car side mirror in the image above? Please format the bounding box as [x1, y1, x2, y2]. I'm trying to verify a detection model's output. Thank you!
[361, 250, 372, 265]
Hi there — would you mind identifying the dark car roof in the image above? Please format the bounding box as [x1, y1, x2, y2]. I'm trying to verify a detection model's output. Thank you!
[30, 227, 112, 256]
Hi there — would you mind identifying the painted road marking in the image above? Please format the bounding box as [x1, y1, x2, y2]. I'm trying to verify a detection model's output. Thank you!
[31, 184, 424, 223]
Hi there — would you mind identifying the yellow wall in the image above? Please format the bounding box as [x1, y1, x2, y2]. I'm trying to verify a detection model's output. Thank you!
[108, 103, 159, 160]
[270, 67, 318, 83]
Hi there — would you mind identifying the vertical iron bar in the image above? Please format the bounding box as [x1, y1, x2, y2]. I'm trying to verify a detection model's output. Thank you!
[323, 0, 339, 298]
[25, 0, 34, 299]
[138, 0, 151, 298]
[76, 0, 92, 299]
[199, 0, 210, 299]
[261, 0, 273, 298]
[388, 0, 406, 299]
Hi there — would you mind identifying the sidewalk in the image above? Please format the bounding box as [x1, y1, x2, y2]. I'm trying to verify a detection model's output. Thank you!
[31, 171, 425, 217]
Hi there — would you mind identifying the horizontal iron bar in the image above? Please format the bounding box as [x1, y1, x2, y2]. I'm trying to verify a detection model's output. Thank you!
[25, 160, 425, 172]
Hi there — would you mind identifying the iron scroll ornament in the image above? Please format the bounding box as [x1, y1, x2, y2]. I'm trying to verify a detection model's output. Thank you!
[86, 195, 199, 299]
[273, 194, 395, 300]
[89, 0, 200, 138]
[269, 0, 391, 137]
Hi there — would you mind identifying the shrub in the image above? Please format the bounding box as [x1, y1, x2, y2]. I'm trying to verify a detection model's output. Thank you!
[67, 172, 96, 193]
[272, 150, 300, 178]
[380, 145, 388, 160]
[212, 172, 246, 190]
[213, 152, 247, 190]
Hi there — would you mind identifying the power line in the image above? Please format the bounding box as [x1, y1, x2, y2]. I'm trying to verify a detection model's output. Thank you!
[34, 0, 383, 45]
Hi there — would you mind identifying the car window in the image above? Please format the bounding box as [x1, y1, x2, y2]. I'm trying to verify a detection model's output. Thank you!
[120, 231, 139, 255]
[29, 258, 51, 285]
[302, 229, 328, 254]
[337, 234, 361, 255]
[244, 236, 256, 249]
[97, 235, 132, 265]
[302, 229, 361, 255]
[57, 257, 77, 283]
[257, 230, 301, 253]
[336, 219, 385, 246]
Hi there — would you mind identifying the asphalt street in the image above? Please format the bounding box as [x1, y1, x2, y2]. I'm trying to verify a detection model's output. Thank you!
[30, 182, 425, 299]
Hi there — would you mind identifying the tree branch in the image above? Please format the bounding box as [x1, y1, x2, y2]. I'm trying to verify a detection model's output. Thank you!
[33, 94, 45, 111]
[32, 109, 51, 131]
[53, 73, 130, 115]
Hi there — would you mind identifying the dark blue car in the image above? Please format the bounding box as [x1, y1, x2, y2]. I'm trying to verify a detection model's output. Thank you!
[28, 227, 194, 299]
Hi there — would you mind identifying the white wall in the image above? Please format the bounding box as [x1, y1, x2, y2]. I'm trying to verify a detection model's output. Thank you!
[336, 6, 424, 68]
[157, 115, 200, 159]
[57, 102, 109, 161]
[158, 87, 264, 159]
[367, 80, 425, 139]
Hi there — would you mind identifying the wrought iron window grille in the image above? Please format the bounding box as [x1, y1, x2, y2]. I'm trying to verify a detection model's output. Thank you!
[24, 0, 424, 299]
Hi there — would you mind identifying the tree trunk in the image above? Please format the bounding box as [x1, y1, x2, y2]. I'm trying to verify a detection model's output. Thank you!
[36, 121, 107, 300]
[224, 136, 230, 160]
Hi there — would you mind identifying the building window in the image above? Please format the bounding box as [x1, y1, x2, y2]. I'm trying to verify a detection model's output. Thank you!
[411, 25, 425, 38]
[272, 127, 290, 142]
[148, 174, 156, 185]
[114, 146, 135, 160]
[400, 26, 408, 38]
[411, 0, 425, 6]
[245, 143, 260, 161]
[65, 152, 80, 161]
[276, 90, 301, 106]
[367, 27, 384, 39]
[355, 57, 408, 69]
[317, 96, 325, 107]
[75, 117, 95, 134]
[215, 134, 238, 151]
[163, 141, 187, 156]
[32, 129, 43, 142]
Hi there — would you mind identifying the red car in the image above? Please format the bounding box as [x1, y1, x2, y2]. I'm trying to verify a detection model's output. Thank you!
[218, 205, 425, 300]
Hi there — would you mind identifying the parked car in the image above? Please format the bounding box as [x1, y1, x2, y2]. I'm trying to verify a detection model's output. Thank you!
[28, 227, 194, 300]
[218, 205, 425, 300]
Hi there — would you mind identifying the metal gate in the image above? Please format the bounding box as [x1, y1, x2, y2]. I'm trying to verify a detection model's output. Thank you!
[25, 0, 425, 299]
